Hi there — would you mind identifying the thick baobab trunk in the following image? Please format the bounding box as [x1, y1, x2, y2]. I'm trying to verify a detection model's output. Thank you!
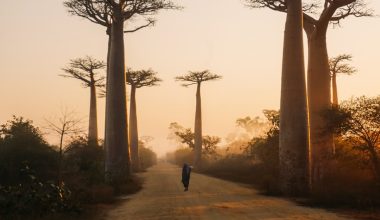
[105, 18, 131, 184]
[279, 0, 310, 196]
[88, 83, 98, 146]
[129, 86, 140, 172]
[307, 30, 334, 187]
[332, 73, 338, 106]
[194, 83, 202, 167]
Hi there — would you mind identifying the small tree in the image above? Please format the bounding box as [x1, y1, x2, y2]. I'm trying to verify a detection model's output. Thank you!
[329, 54, 357, 106]
[126, 68, 161, 171]
[175, 70, 222, 167]
[169, 122, 221, 157]
[61, 56, 105, 146]
[326, 96, 380, 183]
[45, 109, 83, 186]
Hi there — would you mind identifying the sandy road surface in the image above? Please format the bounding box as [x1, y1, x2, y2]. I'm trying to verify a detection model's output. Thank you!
[103, 162, 352, 220]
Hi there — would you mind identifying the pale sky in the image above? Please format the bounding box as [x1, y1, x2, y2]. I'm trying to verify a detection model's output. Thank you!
[0, 0, 379, 157]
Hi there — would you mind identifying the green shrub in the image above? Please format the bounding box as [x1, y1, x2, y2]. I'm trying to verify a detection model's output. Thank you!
[0, 116, 59, 185]
[0, 165, 80, 217]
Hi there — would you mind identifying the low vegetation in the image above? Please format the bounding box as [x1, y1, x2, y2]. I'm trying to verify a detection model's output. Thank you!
[167, 96, 380, 208]
[0, 116, 156, 219]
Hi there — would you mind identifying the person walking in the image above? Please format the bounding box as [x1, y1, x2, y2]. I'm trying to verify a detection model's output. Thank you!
[182, 163, 192, 191]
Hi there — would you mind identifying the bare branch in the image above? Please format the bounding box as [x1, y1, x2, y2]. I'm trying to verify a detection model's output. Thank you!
[124, 19, 155, 33]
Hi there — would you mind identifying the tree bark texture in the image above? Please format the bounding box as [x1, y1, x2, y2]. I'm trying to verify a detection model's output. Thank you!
[306, 25, 334, 188]
[279, 0, 310, 196]
[105, 18, 131, 184]
[129, 86, 140, 172]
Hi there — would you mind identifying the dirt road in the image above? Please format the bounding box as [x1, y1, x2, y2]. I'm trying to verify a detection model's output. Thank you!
[103, 162, 352, 220]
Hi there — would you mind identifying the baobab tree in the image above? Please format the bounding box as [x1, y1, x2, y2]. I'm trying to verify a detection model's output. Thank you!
[329, 54, 357, 106]
[126, 68, 162, 172]
[175, 70, 222, 168]
[63, 0, 179, 184]
[278, 0, 309, 196]
[61, 56, 105, 146]
[246, 0, 372, 188]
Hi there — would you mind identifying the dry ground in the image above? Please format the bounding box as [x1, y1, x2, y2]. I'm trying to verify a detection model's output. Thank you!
[101, 162, 354, 220]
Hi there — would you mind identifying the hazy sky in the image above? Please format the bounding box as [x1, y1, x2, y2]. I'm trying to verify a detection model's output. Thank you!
[1, 0, 379, 156]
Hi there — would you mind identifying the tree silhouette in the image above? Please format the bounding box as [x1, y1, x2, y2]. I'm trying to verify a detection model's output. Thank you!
[170, 123, 220, 156]
[44, 109, 83, 186]
[246, 0, 372, 189]
[326, 96, 380, 183]
[126, 68, 161, 172]
[64, 0, 180, 184]
[329, 54, 357, 106]
[175, 70, 222, 168]
[61, 56, 105, 146]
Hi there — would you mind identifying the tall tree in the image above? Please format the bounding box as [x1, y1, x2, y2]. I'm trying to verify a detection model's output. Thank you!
[126, 68, 162, 172]
[64, 0, 179, 184]
[278, 0, 309, 196]
[175, 70, 222, 168]
[246, 0, 372, 187]
[329, 54, 357, 106]
[61, 56, 105, 146]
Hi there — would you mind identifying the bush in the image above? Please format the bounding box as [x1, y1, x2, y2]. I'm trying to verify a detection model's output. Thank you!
[310, 139, 380, 208]
[64, 137, 105, 186]
[0, 116, 59, 185]
[139, 143, 157, 170]
[0, 165, 80, 217]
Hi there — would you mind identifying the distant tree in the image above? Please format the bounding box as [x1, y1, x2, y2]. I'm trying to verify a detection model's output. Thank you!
[126, 68, 161, 171]
[61, 56, 105, 146]
[64, 0, 180, 184]
[45, 109, 83, 186]
[175, 70, 222, 168]
[236, 116, 267, 137]
[246, 0, 372, 188]
[138, 140, 157, 170]
[169, 122, 221, 157]
[329, 54, 357, 106]
[202, 135, 221, 156]
[325, 96, 380, 183]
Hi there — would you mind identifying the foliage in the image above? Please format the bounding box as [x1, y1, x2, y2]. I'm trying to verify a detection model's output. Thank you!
[324, 96, 380, 181]
[138, 140, 158, 170]
[64, 137, 105, 186]
[0, 165, 79, 217]
[0, 116, 58, 185]
[168, 122, 221, 156]
[126, 68, 162, 88]
[61, 56, 106, 88]
[175, 70, 222, 87]
[329, 54, 357, 77]
[246, 110, 279, 163]
[236, 116, 267, 135]
[310, 139, 380, 208]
